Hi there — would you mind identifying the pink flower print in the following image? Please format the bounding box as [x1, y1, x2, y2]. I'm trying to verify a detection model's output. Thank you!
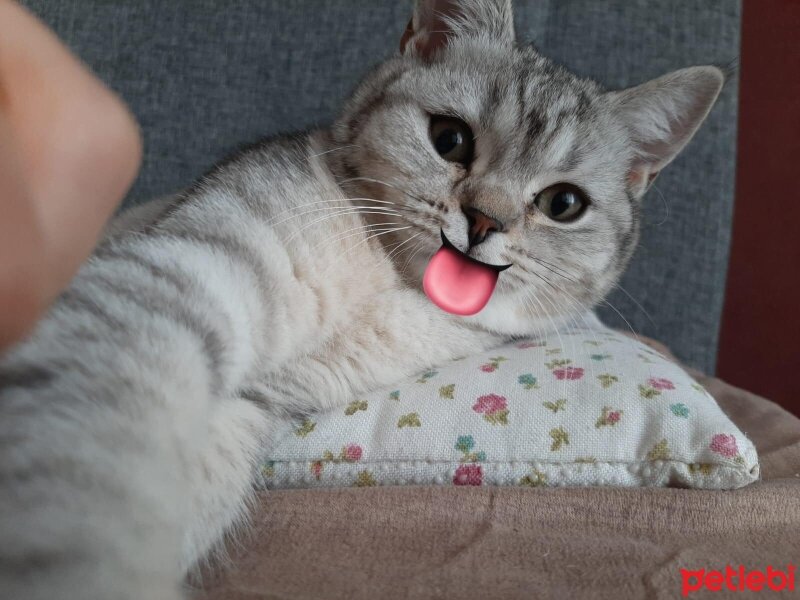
[343, 444, 363, 462]
[710, 434, 738, 458]
[473, 394, 509, 425]
[473, 394, 507, 415]
[311, 461, 323, 480]
[595, 406, 623, 428]
[648, 377, 675, 390]
[453, 464, 482, 486]
[553, 366, 584, 380]
[480, 364, 496, 373]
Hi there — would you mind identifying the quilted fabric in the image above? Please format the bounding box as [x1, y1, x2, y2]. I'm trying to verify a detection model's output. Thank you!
[259, 323, 758, 491]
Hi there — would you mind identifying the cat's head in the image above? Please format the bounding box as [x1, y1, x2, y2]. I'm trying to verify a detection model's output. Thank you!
[327, 0, 723, 334]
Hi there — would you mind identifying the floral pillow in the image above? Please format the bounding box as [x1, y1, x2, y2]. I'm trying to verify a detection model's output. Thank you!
[258, 325, 759, 491]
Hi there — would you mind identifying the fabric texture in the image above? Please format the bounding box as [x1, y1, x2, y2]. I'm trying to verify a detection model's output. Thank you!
[21, 1, 742, 374]
[261, 323, 758, 491]
[198, 346, 800, 600]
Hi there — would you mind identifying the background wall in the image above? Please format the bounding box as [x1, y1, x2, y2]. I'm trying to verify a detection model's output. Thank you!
[717, 0, 800, 414]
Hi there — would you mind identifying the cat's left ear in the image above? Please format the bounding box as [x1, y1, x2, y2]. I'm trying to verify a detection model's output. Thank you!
[400, 0, 515, 59]
[608, 66, 724, 197]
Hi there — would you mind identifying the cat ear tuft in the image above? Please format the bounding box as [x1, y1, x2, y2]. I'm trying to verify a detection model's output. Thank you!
[400, 0, 515, 59]
[609, 66, 724, 197]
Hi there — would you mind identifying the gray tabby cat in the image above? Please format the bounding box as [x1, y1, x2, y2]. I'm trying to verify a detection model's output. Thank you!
[0, 0, 723, 598]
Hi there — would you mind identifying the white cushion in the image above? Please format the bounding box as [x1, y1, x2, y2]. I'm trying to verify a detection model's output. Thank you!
[259, 324, 759, 490]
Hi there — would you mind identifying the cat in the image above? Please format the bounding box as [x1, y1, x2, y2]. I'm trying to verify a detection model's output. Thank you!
[0, 0, 724, 598]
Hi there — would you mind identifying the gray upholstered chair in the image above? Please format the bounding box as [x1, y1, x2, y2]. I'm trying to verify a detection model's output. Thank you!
[23, 0, 741, 374]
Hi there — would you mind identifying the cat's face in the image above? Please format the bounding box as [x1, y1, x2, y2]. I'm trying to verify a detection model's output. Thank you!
[328, 0, 723, 334]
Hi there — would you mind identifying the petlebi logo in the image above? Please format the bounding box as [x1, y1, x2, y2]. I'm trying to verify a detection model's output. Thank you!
[681, 565, 796, 596]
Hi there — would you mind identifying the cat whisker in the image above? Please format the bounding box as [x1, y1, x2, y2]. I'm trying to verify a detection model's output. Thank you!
[338, 176, 435, 207]
[649, 182, 670, 227]
[518, 287, 571, 397]
[506, 247, 582, 286]
[365, 230, 425, 278]
[597, 297, 642, 344]
[265, 197, 397, 228]
[310, 222, 404, 254]
[400, 236, 429, 273]
[523, 255, 650, 340]
[612, 283, 658, 331]
[281, 208, 403, 245]
[532, 267, 642, 346]
[349, 225, 413, 254]
[315, 226, 414, 279]
[308, 144, 360, 159]
[530, 286, 608, 396]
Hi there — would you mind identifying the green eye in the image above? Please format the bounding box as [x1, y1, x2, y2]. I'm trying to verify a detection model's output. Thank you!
[534, 184, 589, 222]
[430, 116, 474, 165]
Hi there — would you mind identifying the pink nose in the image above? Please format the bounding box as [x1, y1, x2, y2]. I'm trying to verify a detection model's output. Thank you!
[462, 206, 503, 247]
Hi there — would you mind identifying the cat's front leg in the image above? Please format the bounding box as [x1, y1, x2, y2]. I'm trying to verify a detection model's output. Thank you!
[0, 325, 209, 600]
[0, 224, 323, 598]
[179, 396, 285, 575]
[249, 301, 501, 416]
[244, 356, 357, 416]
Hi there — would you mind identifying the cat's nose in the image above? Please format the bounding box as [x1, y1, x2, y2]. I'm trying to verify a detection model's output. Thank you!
[462, 206, 504, 248]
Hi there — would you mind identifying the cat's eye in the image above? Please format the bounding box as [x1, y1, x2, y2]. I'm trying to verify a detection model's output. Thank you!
[430, 116, 474, 166]
[533, 184, 589, 222]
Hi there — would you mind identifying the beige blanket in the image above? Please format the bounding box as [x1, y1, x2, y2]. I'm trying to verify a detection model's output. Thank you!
[199, 364, 800, 599]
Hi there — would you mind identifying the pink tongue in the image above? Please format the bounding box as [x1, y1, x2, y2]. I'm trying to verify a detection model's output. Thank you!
[423, 245, 499, 316]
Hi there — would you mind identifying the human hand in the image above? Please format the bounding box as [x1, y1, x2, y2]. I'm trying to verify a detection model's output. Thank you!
[0, 0, 142, 352]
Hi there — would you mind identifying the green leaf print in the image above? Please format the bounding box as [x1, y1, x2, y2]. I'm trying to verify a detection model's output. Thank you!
[597, 374, 618, 389]
[294, 419, 316, 438]
[638, 384, 661, 399]
[354, 470, 378, 487]
[344, 400, 368, 416]
[688, 463, 714, 475]
[398, 412, 422, 428]
[439, 384, 455, 399]
[549, 427, 569, 451]
[647, 439, 670, 461]
[519, 470, 547, 487]
[389, 390, 400, 401]
[545, 358, 571, 370]
[483, 410, 509, 425]
[542, 399, 567, 413]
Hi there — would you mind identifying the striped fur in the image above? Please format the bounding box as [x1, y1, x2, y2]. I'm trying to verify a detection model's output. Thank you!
[0, 1, 723, 597]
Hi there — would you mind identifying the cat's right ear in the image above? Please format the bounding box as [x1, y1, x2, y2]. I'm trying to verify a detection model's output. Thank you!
[400, 0, 515, 59]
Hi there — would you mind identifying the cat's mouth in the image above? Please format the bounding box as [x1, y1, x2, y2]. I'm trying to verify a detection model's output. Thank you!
[422, 230, 512, 316]
[438, 230, 513, 273]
